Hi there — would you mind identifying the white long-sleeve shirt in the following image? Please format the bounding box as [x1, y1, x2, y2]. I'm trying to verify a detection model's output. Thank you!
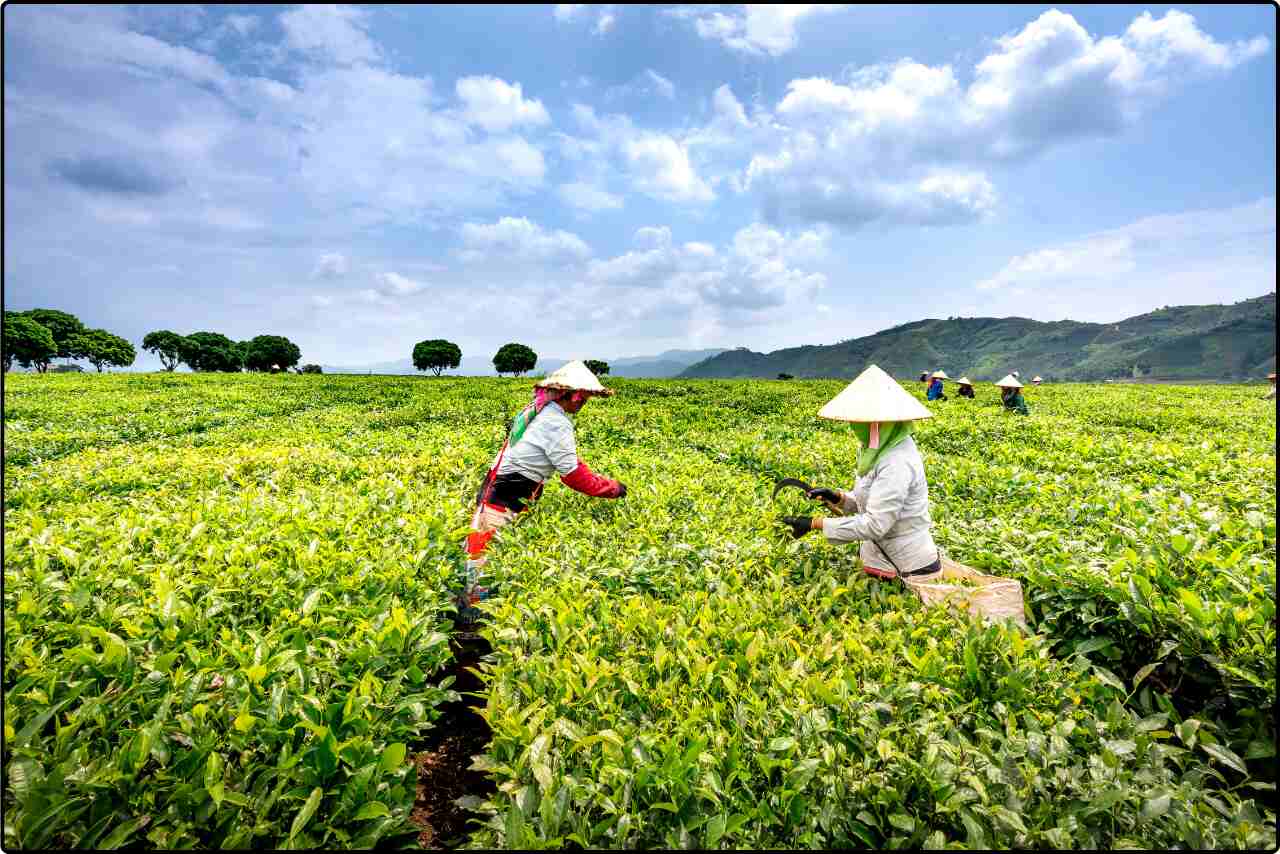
[820, 435, 938, 573]
[494, 402, 579, 483]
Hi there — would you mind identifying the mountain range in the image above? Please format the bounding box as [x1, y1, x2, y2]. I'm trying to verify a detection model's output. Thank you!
[680, 292, 1276, 382]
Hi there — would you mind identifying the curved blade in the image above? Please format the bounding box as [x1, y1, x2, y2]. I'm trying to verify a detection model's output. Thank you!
[771, 477, 815, 500]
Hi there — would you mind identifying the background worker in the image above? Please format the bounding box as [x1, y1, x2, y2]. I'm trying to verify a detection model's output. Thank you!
[927, 370, 948, 401]
[956, 377, 976, 399]
[458, 360, 627, 623]
[779, 364, 941, 582]
[996, 374, 1029, 415]
[1264, 372, 1276, 400]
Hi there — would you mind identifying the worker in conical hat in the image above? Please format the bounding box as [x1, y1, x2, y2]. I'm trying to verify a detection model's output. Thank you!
[779, 364, 942, 582]
[927, 370, 948, 401]
[1264, 372, 1276, 401]
[458, 360, 626, 625]
[955, 376, 976, 399]
[1032, 376, 1043, 386]
[996, 374, 1029, 415]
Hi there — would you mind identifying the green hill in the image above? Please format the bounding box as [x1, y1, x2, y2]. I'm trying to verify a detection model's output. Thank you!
[682, 292, 1276, 381]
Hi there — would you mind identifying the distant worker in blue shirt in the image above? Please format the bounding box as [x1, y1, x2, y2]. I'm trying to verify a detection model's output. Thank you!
[926, 370, 948, 401]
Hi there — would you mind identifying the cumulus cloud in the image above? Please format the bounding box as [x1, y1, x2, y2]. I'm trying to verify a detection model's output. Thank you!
[554, 5, 586, 22]
[455, 76, 551, 132]
[978, 197, 1276, 294]
[377, 271, 427, 296]
[737, 8, 1270, 230]
[670, 5, 848, 57]
[558, 181, 624, 212]
[554, 4, 618, 35]
[605, 69, 676, 102]
[623, 134, 715, 203]
[279, 4, 380, 66]
[567, 105, 713, 203]
[459, 216, 592, 263]
[588, 222, 828, 313]
[313, 252, 349, 278]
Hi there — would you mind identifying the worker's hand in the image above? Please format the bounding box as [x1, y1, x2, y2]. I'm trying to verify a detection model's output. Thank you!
[614, 482, 627, 499]
[780, 516, 815, 539]
[806, 487, 842, 508]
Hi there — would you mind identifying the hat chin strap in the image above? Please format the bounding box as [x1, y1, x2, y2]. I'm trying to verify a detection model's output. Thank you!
[868, 421, 880, 449]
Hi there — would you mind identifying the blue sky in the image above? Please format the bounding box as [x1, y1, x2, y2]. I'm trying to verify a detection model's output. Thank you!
[4, 4, 1275, 369]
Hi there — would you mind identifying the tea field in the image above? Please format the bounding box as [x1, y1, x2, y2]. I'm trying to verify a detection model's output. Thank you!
[3, 373, 1276, 849]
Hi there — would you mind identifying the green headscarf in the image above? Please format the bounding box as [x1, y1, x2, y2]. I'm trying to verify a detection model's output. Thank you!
[850, 421, 913, 476]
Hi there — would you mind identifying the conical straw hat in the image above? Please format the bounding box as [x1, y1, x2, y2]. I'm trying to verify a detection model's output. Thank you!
[956, 376, 973, 386]
[994, 374, 1023, 388]
[930, 370, 950, 380]
[1269, 373, 1277, 380]
[535, 360, 614, 396]
[818, 364, 933, 422]
[1032, 376, 1043, 382]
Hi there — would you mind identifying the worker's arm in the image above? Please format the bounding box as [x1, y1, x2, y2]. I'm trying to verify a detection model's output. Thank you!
[540, 414, 625, 498]
[819, 461, 908, 544]
[561, 457, 625, 498]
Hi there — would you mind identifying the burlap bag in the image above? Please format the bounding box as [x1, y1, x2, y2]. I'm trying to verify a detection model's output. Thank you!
[904, 556, 1026, 627]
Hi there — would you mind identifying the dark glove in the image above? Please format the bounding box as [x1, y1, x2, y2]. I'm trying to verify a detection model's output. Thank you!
[806, 487, 842, 506]
[780, 516, 815, 539]
[615, 482, 627, 499]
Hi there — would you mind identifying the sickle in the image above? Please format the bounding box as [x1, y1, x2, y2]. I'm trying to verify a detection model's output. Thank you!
[771, 477, 815, 500]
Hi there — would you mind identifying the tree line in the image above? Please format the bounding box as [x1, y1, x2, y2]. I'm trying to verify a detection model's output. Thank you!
[2, 308, 320, 374]
[412, 339, 609, 378]
[2, 309, 610, 380]
[3, 309, 135, 373]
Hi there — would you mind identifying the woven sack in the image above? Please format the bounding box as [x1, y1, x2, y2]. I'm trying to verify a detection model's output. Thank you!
[904, 556, 1026, 627]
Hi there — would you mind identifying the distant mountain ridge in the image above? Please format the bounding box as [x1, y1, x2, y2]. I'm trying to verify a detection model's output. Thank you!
[680, 293, 1276, 381]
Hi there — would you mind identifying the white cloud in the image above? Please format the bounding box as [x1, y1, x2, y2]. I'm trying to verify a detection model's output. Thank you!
[739, 8, 1269, 229]
[566, 104, 715, 204]
[279, 4, 380, 66]
[623, 133, 715, 203]
[11, 7, 232, 91]
[978, 237, 1134, 291]
[313, 252, 349, 278]
[459, 216, 592, 263]
[377, 271, 427, 295]
[558, 181, 623, 212]
[1124, 10, 1269, 72]
[975, 198, 1276, 318]
[605, 69, 676, 102]
[554, 4, 619, 35]
[455, 76, 551, 132]
[673, 5, 848, 57]
[712, 83, 749, 126]
[588, 222, 828, 313]
[224, 14, 260, 37]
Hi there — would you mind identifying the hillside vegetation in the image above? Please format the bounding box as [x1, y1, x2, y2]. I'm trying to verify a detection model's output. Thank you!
[683, 292, 1276, 381]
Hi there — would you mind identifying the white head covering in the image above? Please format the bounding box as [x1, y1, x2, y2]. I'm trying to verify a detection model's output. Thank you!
[956, 376, 973, 386]
[930, 370, 950, 380]
[535, 359, 614, 396]
[819, 365, 932, 449]
[995, 374, 1023, 388]
[819, 364, 933, 422]
[1032, 376, 1043, 383]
